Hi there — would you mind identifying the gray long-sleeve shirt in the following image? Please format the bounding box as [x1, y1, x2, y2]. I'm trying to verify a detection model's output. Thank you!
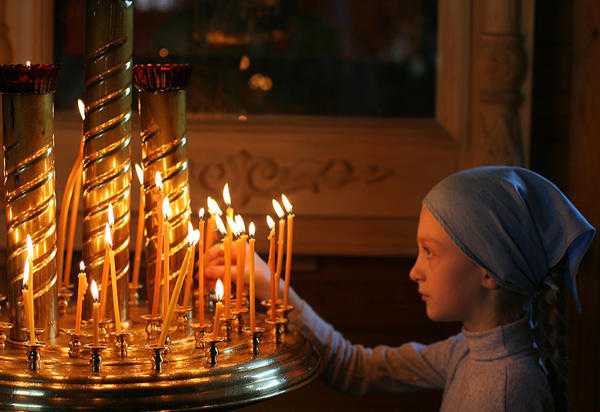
[288, 290, 554, 411]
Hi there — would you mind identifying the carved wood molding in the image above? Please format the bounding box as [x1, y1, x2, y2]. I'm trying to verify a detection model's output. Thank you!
[189, 149, 395, 206]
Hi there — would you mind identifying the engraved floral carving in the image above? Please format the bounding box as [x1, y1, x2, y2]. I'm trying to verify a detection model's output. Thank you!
[188, 150, 394, 205]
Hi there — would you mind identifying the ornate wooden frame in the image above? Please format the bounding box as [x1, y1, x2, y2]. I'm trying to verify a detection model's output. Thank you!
[0, 0, 534, 256]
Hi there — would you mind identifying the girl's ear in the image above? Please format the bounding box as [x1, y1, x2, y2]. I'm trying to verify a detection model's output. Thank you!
[479, 268, 499, 290]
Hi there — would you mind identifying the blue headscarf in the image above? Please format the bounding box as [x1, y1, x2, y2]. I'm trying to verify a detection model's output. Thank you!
[423, 166, 595, 312]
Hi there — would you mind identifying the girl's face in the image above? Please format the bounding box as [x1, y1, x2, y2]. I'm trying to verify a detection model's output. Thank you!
[409, 206, 492, 324]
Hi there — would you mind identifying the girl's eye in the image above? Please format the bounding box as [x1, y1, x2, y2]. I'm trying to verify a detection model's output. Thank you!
[423, 247, 433, 259]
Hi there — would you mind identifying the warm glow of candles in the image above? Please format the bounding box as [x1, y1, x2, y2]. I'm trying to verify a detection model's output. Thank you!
[90, 280, 100, 346]
[162, 197, 171, 319]
[281, 194, 294, 308]
[272, 199, 285, 306]
[213, 279, 224, 337]
[266, 215, 276, 320]
[22, 259, 35, 344]
[152, 172, 164, 315]
[106, 222, 121, 332]
[223, 183, 232, 215]
[75, 261, 87, 335]
[248, 222, 256, 331]
[205, 196, 222, 252]
[158, 227, 198, 346]
[182, 222, 195, 307]
[235, 214, 247, 311]
[132, 163, 145, 289]
[196, 208, 206, 321]
[77, 99, 85, 120]
[216, 215, 231, 317]
[99, 222, 111, 321]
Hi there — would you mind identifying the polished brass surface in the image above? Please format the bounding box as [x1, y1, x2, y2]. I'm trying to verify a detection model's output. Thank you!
[2, 93, 59, 342]
[0, 303, 321, 410]
[138, 90, 191, 305]
[83, 0, 133, 322]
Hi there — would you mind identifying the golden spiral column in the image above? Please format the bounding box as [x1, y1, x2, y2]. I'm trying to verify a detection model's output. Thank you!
[0, 64, 59, 342]
[83, 0, 133, 321]
[133, 64, 192, 307]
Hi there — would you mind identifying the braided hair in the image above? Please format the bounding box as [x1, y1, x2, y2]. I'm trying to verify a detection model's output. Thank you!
[531, 262, 569, 412]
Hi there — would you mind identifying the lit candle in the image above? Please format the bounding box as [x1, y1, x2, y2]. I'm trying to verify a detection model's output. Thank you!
[63, 100, 86, 287]
[182, 222, 195, 307]
[205, 196, 222, 254]
[131, 163, 145, 290]
[266, 215, 276, 321]
[75, 261, 87, 335]
[99, 205, 115, 321]
[212, 279, 224, 337]
[162, 197, 171, 319]
[106, 222, 121, 332]
[158, 226, 198, 346]
[281, 194, 295, 308]
[234, 214, 247, 311]
[90, 280, 100, 346]
[152, 172, 164, 315]
[248, 222, 256, 331]
[196, 208, 206, 321]
[215, 215, 231, 318]
[22, 259, 35, 344]
[223, 182, 234, 220]
[272, 199, 286, 305]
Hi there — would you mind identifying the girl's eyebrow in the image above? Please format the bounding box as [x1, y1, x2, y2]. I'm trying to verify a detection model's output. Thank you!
[417, 237, 443, 246]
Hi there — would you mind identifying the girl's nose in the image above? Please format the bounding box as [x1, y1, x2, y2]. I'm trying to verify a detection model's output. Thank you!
[409, 261, 424, 283]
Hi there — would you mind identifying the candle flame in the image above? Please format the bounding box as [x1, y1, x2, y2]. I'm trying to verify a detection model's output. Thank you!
[108, 203, 115, 225]
[77, 99, 85, 121]
[79, 261, 85, 271]
[193, 230, 200, 245]
[215, 215, 227, 235]
[266, 215, 275, 230]
[199, 207, 205, 219]
[235, 214, 246, 233]
[215, 279, 224, 301]
[25, 60, 31, 67]
[249, 222, 256, 238]
[207, 196, 222, 216]
[23, 259, 30, 287]
[187, 221, 194, 244]
[281, 194, 293, 213]
[272, 199, 285, 218]
[155, 171, 163, 190]
[223, 183, 231, 206]
[90, 280, 99, 301]
[162, 197, 171, 218]
[226, 215, 239, 236]
[105, 223, 112, 247]
[135, 163, 144, 185]
[26, 234, 34, 258]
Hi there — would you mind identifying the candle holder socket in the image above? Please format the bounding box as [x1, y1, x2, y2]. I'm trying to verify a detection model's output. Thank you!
[111, 330, 132, 358]
[147, 344, 167, 373]
[25, 342, 45, 372]
[62, 328, 89, 358]
[276, 304, 295, 333]
[192, 322, 212, 349]
[57, 286, 74, 315]
[204, 334, 225, 367]
[244, 326, 266, 357]
[232, 307, 248, 334]
[175, 306, 193, 337]
[266, 318, 288, 345]
[222, 315, 236, 342]
[0, 321, 13, 350]
[141, 313, 162, 343]
[98, 320, 112, 343]
[85, 343, 107, 374]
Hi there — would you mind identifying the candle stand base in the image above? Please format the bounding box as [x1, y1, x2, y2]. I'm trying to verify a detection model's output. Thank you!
[232, 307, 248, 334]
[266, 318, 288, 345]
[111, 331, 132, 358]
[62, 328, 87, 358]
[0, 302, 320, 410]
[141, 313, 162, 343]
[147, 344, 166, 373]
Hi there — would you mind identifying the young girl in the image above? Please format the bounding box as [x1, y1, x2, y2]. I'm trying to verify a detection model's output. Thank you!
[205, 166, 595, 412]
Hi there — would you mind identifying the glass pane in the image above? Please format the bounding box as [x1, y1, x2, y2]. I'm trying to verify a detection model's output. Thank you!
[55, 0, 437, 117]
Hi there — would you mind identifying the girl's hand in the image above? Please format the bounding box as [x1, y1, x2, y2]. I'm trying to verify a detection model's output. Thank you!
[204, 243, 272, 301]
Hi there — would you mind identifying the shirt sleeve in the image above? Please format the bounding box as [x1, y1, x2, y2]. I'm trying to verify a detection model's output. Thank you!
[288, 288, 460, 395]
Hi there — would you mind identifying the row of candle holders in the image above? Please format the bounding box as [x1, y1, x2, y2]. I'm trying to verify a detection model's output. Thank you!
[0, 290, 294, 375]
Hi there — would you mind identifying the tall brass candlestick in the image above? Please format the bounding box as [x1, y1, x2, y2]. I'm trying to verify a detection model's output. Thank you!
[83, 0, 133, 322]
[133, 64, 193, 306]
[0, 63, 59, 342]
